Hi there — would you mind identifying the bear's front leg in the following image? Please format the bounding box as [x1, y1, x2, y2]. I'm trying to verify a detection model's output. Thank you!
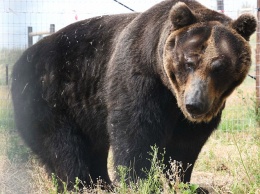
[107, 75, 179, 182]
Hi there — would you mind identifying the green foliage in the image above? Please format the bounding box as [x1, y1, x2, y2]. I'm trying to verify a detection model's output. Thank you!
[73, 177, 80, 193]
[0, 48, 24, 66]
[50, 173, 59, 194]
[116, 165, 130, 194]
[114, 146, 199, 194]
[178, 182, 199, 194]
[217, 88, 260, 193]
[6, 131, 29, 162]
[231, 132, 260, 194]
[135, 146, 166, 194]
[0, 95, 29, 162]
[219, 88, 257, 132]
[0, 103, 14, 132]
[0, 48, 24, 85]
[50, 173, 72, 194]
[49, 146, 200, 193]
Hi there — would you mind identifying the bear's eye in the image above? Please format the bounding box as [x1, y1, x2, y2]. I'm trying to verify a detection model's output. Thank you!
[211, 60, 225, 73]
[210, 60, 230, 82]
[185, 62, 195, 71]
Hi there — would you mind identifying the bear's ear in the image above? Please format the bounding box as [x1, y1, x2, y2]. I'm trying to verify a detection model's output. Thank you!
[232, 14, 256, 41]
[169, 2, 197, 30]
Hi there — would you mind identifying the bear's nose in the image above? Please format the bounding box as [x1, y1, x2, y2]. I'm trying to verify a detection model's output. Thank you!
[185, 102, 205, 116]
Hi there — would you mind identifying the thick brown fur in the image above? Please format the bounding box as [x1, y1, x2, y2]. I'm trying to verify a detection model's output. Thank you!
[11, 0, 256, 191]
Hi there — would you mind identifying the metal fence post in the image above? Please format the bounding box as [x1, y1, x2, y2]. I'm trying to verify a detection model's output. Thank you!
[6, 64, 8, 85]
[28, 26, 33, 47]
[50, 24, 55, 33]
[256, 0, 260, 109]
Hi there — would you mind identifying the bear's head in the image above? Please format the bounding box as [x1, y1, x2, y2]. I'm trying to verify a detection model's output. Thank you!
[163, 2, 256, 123]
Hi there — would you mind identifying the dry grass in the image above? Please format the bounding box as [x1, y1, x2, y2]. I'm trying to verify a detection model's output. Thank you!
[0, 86, 51, 193]
[0, 133, 36, 193]
[192, 128, 260, 193]
[0, 131, 53, 194]
[1, 130, 259, 194]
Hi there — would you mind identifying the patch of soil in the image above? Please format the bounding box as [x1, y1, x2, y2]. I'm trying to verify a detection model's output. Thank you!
[0, 156, 34, 194]
[191, 171, 233, 194]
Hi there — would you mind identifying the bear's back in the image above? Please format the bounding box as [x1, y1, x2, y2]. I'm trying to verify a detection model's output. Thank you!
[11, 13, 138, 135]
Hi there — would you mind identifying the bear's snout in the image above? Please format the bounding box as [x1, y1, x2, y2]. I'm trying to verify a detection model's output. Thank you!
[184, 78, 211, 118]
[185, 101, 207, 116]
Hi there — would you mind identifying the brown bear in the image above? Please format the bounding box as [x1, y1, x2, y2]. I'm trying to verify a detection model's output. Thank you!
[11, 0, 256, 190]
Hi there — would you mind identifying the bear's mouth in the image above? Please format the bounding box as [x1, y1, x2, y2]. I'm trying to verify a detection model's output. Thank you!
[184, 102, 218, 123]
[190, 113, 205, 119]
[186, 111, 212, 123]
[184, 103, 212, 122]
[185, 103, 210, 120]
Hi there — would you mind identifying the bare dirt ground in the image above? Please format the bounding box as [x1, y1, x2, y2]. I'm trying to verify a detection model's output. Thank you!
[0, 132, 32, 194]
[0, 155, 33, 193]
[192, 129, 260, 194]
[0, 133, 51, 194]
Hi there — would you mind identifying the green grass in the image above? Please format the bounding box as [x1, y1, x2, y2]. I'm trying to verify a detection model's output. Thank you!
[6, 130, 30, 162]
[231, 133, 260, 193]
[0, 108, 14, 131]
[113, 146, 199, 194]
[0, 87, 14, 132]
[49, 146, 200, 194]
[218, 79, 257, 132]
[0, 48, 24, 66]
[0, 86, 29, 163]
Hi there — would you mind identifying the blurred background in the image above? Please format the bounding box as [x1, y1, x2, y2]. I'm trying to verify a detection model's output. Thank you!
[0, 0, 256, 48]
